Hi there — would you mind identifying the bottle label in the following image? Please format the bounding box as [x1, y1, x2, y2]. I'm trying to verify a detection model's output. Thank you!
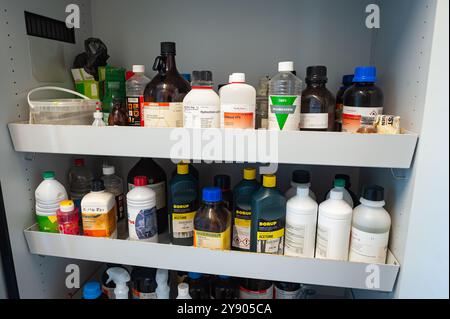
[132, 288, 157, 299]
[232, 209, 252, 250]
[127, 206, 158, 241]
[284, 223, 307, 257]
[300, 113, 328, 129]
[129, 182, 166, 210]
[257, 219, 285, 255]
[315, 225, 329, 258]
[194, 227, 231, 250]
[342, 106, 383, 133]
[184, 104, 220, 129]
[268, 95, 301, 131]
[274, 286, 302, 299]
[143, 102, 183, 128]
[172, 203, 196, 239]
[82, 206, 117, 237]
[102, 285, 115, 299]
[115, 194, 125, 220]
[127, 96, 144, 126]
[349, 227, 389, 264]
[239, 286, 274, 299]
[221, 104, 255, 129]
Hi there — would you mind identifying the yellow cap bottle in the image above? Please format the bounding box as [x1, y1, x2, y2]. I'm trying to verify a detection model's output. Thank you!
[262, 175, 277, 188]
[243, 168, 257, 181]
[177, 163, 189, 175]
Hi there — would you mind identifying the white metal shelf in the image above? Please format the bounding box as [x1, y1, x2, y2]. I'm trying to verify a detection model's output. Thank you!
[8, 123, 418, 168]
[24, 224, 400, 292]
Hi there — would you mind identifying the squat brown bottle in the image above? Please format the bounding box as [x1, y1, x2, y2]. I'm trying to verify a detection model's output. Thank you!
[143, 42, 191, 128]
[300, 66, 335, 131]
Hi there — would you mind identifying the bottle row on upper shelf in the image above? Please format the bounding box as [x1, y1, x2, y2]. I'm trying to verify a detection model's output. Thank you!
[34, 157, 392, 266]
[64, 40, 403, 134]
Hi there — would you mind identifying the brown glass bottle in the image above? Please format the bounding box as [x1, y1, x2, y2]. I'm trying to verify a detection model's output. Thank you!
[143, 42, 191, 128]
[300, 66, 336, 132]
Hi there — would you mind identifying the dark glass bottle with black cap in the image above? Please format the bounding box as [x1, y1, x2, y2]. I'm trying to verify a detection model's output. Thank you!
[130, 267, 158, 299]
[285, 170, 317, 200]
[300, 66, 336, 131]
[144, 42, 191, 127]
[214, 175, 233, 210]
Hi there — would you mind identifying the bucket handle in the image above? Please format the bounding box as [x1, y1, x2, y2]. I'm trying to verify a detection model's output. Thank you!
[27, 86, 92, 108]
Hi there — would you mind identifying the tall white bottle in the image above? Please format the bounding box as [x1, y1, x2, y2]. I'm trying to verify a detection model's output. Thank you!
[284, 186, 318, 258]
[349, 186, 391, 264]
[183, 71, 220, 129]
[127, 176, 158, 242]
[315, 190, 353, 261]
[220, 73, 256, 129]
[268, 61, 303, 131]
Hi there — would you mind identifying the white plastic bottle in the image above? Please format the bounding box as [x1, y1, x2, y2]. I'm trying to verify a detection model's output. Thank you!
[285, 170, 317, 201]
[284, 186, 318, 258]
[127, 176, 158, 242]
[176, 283, 192, 299]
[126, 65, 151, 126]
[268, 61, 303, 131]
[156, 269, 170, 299]
[92, 107, 106, 126]
[220, 73, 256, 129]
[81, 180, 117, 239]
[183, 71, 220, 129]
[349, 186, 391, 264]
[102, 165, 125, 221]
[35, 171, 68, 233]
[315, 190, 353, 261]
[106, 267, 131, 300]
[325, 178, 354, 208]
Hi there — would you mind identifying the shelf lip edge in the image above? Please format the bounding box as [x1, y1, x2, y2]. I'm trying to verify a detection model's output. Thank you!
[24, 224, 400, 292]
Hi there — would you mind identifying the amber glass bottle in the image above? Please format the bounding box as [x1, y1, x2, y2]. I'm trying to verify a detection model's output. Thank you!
[300, 66, 336, 132]
[143, 42, 191, 128]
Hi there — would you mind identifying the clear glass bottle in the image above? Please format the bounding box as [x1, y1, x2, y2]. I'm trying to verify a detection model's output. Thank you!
[126, 65, 151, 126]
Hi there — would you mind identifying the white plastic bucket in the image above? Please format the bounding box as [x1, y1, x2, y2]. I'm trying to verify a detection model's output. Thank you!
[27, 86, 100, 125]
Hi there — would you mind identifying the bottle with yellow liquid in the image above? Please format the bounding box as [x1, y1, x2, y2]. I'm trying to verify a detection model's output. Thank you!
[250, 175, 287, 255]
[194, 188, 231, 251]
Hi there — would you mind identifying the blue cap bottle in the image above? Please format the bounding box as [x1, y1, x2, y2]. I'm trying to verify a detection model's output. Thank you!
[83, 281, 102, 299]
[188, 272, 203, 280]
[202, 187, 222, 203]
[353, 66, 377, 83]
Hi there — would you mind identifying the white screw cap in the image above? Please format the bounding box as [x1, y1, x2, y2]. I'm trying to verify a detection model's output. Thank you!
[103, 166, 115, 175]
[279, 61, 294, 72]
[132, 65, 145, 73]
[177, 283, 191, 298]
[231, 73, 246, 83]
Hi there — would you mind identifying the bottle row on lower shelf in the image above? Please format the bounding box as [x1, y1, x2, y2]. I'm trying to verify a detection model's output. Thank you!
[84, 263, 332, 300]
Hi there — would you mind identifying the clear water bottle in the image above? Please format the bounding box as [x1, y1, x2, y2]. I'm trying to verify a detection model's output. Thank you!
[68, 158, 93, 211]
[102, 165, 125, 221]
[268, 62, 303, 131]
[126, 65, 151, 126]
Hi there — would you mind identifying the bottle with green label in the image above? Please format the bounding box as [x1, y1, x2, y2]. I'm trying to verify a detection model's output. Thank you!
[250, 175, 287, 255]
[232, 168, 260, 251]
[169, 163, 199, 246]
[268, 62, 303, 131]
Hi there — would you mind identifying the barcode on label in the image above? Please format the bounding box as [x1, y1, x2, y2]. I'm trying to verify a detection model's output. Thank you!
[174, 231, 193, 239]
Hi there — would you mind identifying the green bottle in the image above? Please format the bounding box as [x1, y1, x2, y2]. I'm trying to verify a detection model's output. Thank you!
[169, 163, 199, 246]
[232, 168, 260, 251]
[250, 175, 286, 255]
